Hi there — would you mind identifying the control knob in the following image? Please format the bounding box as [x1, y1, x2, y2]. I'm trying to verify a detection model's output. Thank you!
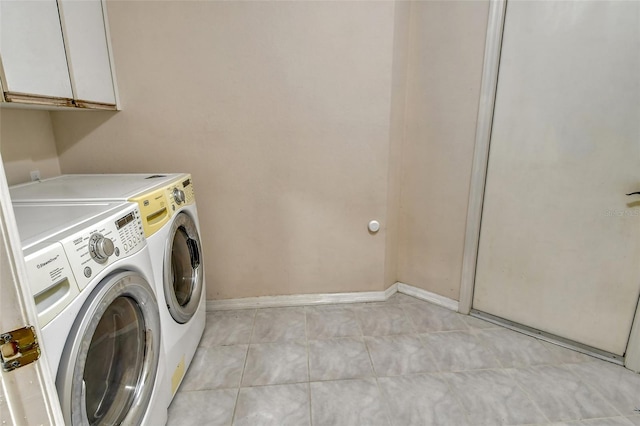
[89, 234, 115, 264]
[173, 188, 186, 205]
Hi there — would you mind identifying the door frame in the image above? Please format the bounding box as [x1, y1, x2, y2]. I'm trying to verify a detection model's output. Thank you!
[458, 0, 505, 315]
[458, 0, 640, 372]
[0, 153, 65, 424]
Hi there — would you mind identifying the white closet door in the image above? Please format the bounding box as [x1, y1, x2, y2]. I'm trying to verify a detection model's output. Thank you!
[58, 0, 115, 105]
[0, 0, 72, 99]
[474, 0, 640, 356]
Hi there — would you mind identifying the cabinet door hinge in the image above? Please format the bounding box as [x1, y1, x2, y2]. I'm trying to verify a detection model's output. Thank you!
[0, 326, 41, 372]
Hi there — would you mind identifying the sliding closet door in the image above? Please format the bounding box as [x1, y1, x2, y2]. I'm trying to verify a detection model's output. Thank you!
[473, 0, 640, 355]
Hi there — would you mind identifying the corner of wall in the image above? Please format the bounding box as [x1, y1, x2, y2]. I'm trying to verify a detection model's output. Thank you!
[394, 0, 491, 301]
[0, 108, 61, 185]
[49, 108, 118, 175]
[383, 0, 412, 290]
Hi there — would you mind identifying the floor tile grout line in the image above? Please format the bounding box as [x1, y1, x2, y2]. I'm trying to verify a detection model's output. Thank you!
[469, 328, 507, 370]
[560, 362, 628, 418]
[181, 363, 636, 392]
[354, 308, 396, 422]
[433, 329, 506, 373]
[440, 370, 476, 426]
[480, 327, 569, 363]
[502, 366, 551, 424]
[356, 311, 377, 376]
[307, 381, 313, 426]
[477, 327, 623, 421]
[355, 308, 394, 426]
[196, 297, 636, 425]
[304, 308, 313, 426]
[304, 308, 310, 382]
[230, 308, 257, 425]
[414, 329, 446, 374]
[456, 331, 550, 423]
[374, 375, 395, 426]
[482, 326, 570, 372]
[400, 303, 420, 336]
[233, 377, 390, 389]
[413, 323, 549, 425]
[420, 327, 496, 335]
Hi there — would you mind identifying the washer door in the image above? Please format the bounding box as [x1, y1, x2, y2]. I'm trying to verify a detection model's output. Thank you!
[164, 212, 204, 324]
[57, 271, 161, 426]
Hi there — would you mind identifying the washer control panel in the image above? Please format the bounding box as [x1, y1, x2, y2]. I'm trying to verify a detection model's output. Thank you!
[88, 233, 115, 263]
[61, 204, 146, 290]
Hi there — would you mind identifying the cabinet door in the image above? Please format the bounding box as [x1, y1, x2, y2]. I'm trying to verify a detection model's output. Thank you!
[58, 0, 116, 106]
[0, 0, 73, 101]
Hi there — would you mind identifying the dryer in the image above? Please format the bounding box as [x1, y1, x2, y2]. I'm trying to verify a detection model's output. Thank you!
[14, 201, 168, 425]
[11, 173, 206, 398]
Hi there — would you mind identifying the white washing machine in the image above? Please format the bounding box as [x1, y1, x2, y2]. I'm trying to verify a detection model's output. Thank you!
[14, 201, 168, 425]
[11, 173, 206, 398]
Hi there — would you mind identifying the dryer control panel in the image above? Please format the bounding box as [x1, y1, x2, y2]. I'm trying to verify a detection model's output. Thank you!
[61, 204, 146, 290]
[169, 175, 196, 207]
[129, 174, 196, 238]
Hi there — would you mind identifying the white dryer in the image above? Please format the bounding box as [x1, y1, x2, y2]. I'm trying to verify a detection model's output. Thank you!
[14, 201, 168, 425]
[11, 173, 206, 398]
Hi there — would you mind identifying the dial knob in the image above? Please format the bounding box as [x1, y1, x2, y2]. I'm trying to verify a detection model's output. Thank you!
[89, 234, 115, 264]
[173, 188, 186, 205]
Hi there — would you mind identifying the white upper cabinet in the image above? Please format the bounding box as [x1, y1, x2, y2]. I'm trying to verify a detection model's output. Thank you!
[58, 0, 116, 106]
[0, 0, 74, 103]
[0, 0, 117, 109]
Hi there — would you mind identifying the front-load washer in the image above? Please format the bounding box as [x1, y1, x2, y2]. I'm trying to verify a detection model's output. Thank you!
[14, 201, 169, 425]
[11, 173, 206, 398]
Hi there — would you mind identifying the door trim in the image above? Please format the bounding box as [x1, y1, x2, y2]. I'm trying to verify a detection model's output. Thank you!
[459, 0, 640, 371]
[0, 155, 65, 424]
[471, 309, 624, 365]
[459, 0, 506, 315]
[626, 300, 640, 372]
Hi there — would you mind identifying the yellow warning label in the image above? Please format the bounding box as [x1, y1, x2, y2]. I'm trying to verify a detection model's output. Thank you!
[171, 355, 186, 395]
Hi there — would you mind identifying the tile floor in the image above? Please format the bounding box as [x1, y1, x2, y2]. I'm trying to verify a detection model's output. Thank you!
[167, 293, 640, 426]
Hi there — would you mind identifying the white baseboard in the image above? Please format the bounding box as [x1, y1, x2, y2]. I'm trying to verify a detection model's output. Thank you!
[206, 282, 460, 312]
[207, 283, 399, 311]
[396, 282, 459, 312]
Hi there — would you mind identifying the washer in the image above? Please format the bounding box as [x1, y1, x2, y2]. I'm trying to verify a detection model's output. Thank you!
[11, 173, 206, 398]
[14, 201, 168, 425]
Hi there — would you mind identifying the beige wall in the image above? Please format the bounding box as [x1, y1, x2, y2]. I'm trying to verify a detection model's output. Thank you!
[0, 1, 492, 302]
[52, 1, 398, 300]
[397, 1, 489, 300]
[0, 109, 61, 185]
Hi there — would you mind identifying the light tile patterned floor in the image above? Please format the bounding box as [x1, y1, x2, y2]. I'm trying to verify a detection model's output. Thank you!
[167, 293, 640, 426]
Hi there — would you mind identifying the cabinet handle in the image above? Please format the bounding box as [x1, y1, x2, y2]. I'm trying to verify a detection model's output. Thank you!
[627, 192, 640, 196]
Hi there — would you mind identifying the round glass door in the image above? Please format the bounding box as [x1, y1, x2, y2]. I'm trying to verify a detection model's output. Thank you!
[164, 212, 203, 324]
[84, 297, 145, 424]
[57, 272, 160, 426]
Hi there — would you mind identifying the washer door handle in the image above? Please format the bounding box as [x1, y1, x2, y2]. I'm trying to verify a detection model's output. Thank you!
[186, 238, 200, 269]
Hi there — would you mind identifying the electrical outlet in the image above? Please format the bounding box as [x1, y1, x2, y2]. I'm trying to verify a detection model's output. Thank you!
[30, 170, 41, 181]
